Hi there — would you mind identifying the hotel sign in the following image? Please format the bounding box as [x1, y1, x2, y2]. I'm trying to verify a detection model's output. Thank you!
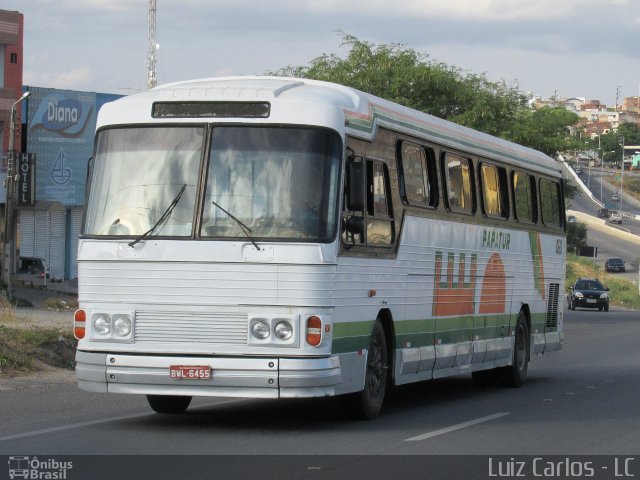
[17, 153, 35, 205]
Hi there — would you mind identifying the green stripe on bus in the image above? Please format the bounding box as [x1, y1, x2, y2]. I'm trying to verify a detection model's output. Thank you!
[331, 313, 517, 354]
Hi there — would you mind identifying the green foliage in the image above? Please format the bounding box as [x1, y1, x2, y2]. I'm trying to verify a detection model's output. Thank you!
[566, 222, 587, 254]
[508, 107, 580, 156]
[271, 34, 579, 156]
[588, 123, 640, 165]
[271, 34, 528, 135]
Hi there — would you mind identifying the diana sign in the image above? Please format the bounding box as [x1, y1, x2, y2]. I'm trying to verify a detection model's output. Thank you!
[17, 153, 35, 205]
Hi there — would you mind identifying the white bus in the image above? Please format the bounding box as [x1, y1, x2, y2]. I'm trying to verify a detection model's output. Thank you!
[74, 76, 565, 419]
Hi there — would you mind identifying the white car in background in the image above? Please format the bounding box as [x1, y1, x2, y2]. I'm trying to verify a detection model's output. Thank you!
[609, 211, 623, 224]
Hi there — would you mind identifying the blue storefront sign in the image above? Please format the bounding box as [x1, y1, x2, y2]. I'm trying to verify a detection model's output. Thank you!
[25, 87, 121, 206]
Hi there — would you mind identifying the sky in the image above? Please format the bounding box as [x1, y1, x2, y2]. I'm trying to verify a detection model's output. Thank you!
[3, 0, 640, 107]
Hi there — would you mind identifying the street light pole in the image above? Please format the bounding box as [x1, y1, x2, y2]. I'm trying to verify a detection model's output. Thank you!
[3, 91, 30, 300]
[619, 136, 625, 213]
[600, 148, 604, 202]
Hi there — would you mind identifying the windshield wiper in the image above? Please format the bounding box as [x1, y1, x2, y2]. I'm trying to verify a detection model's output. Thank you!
[128, 184, 187, 247]
[211, 200, 260, 251]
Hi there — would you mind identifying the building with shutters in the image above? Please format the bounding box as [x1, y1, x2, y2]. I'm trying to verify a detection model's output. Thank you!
[2, 8, 122, 282]
[17, 87, 121, 281]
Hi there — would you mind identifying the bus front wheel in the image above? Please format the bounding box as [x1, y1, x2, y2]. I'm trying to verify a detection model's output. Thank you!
[146, 395, 192, 414]
[345, 320, 388, 420]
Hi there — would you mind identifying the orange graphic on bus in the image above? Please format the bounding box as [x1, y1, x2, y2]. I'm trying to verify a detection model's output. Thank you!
[478, 253, 506, 314]
[433, 251, 506, 316]
[432, 252, 477, 317]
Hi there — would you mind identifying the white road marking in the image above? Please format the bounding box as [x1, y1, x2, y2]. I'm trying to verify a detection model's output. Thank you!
[404, 412, 510, 442]
[0, 413, 154, 442]
[0, 400, 241, 443]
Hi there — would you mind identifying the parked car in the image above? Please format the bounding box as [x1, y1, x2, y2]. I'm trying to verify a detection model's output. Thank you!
[567, 215, 577, 223]
[569, 278, 609, 312]
[15, 256, 49, 288]
[605, 257, 626, 273]
[609, 211, 623, 224]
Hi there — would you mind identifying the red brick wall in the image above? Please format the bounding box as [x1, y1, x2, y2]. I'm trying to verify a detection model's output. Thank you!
[1, 11, 25, 159]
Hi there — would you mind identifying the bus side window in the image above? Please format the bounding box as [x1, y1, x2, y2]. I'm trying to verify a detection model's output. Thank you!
[443, 153, 475, 214]
[480, 163, 508, 219]
[398, 142, 436, 208]
[513, 171, 537, 223]
[366, 160, 394, 246]
[540, 178, 562, 227]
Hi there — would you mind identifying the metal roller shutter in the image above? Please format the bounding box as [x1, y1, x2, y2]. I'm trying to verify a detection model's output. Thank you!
[34, 211, 50, 262]
[18, 210, 36, 257]
[49, 209, 66, 281]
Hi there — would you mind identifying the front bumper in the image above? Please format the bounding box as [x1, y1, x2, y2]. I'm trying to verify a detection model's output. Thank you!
[574, 298, 608, 309]
[76, 350, 342, 398]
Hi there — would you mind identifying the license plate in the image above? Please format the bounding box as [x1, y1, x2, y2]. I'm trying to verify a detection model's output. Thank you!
[169, 365, 211, 380]
[586, 299, 596, 304]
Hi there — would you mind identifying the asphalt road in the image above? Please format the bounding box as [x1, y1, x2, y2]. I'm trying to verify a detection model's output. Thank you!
[1, 308, 639, 479]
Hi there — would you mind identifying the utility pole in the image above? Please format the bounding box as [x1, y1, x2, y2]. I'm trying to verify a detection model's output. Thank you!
[147, 0, 159, 89]
[3, 91, 31, 300]
[619, 136, 625, 212]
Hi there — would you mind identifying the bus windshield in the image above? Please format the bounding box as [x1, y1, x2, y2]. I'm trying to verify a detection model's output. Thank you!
[85, 127, 203, 238]
[84, 125, 341, 242]
[202, 126, 341, 241]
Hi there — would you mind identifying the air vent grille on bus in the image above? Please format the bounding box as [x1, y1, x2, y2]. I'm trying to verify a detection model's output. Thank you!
[135, 310, 247, 344]
[546, 283, 560, 329]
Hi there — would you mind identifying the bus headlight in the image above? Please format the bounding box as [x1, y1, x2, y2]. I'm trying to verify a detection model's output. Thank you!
[248, 315, 299, 346]
[252, 320, 271, 340]
[89, 312, 135, 342]
[94, 315, 111, 335]
[113, 316, 132, 336]
[274, 320, 293, 341]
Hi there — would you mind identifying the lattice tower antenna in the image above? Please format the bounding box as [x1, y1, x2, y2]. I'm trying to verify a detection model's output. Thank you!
[147, 0, 158, 89]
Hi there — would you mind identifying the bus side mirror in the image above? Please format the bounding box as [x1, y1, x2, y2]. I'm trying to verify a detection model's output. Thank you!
[347, 161, 365, 212]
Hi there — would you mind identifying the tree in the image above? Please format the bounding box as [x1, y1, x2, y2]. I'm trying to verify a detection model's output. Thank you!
[271, 34, 528, 136]
[566, 222, 587, 255]
[271, 34, 579, 157]
[590, 123, 640, 165]
[507, 107, 580, 156]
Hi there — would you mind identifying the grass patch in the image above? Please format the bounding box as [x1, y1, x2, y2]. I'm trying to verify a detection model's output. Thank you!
[0, 325, 77, 375]
[0, 296, 77, 376]
[566, 253, 640, 309]
[43, 297, 79, 311]
[605, 175, 640, 203]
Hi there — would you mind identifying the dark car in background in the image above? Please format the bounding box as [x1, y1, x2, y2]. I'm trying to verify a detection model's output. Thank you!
[605, 257, 626, 273]
[15, 256, 49, 288]
[569, 278, 609, 311]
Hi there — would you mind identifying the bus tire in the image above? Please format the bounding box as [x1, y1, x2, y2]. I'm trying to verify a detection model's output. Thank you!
[146, 395, 192, 414]
[499, 312, 529, 388]
[346, 320, 388, 420]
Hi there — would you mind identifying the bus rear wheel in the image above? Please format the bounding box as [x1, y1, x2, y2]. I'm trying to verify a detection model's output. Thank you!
[345, 320, 388, 420]
[499, 312, 529, 387]
[146, 395, 192, 414]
